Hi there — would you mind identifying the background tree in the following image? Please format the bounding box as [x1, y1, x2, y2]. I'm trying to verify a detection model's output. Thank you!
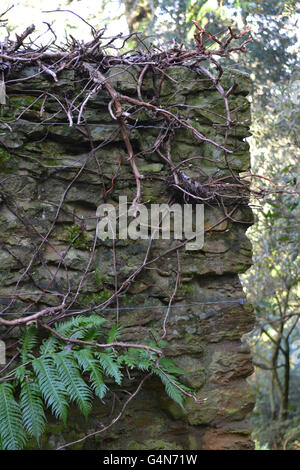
[242, 74, 300, 448]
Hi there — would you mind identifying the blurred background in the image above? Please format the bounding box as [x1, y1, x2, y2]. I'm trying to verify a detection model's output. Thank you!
[1, 0, 299, 450]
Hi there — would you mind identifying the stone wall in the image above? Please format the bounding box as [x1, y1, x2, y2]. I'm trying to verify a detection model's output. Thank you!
[0, 64, 255, 450]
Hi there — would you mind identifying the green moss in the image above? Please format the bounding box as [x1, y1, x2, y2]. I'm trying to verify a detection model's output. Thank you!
[10, 95, 38, 106]
[24, 140, 64, 160]
[180, 283, 194, 295]
[122, 294, 135, 306]
[0, 148, 11, 167]
[0, 115, 15, 122]
[160, 395, 186, 420]
[24, 421, 67, 450]
[67, 224, 89, 249]
[93, 271, 113, 289]
[126, 439, 184, 450]
[7, 95, 43, 121]
[188, 434, 199, 450]
[0, 148, 15, 173]
[82, 289, 113, 306]
[93, 267, 103, 286]
[45, 421, 67, 436]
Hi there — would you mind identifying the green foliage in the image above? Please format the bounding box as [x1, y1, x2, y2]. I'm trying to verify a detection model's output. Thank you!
[54, 352, 92, 419]
[0, 317, 191, 450]
[116, 1, 299, 97]
[74, 349, 108, 401]
[0, 383, 27, 450]
[66, 224, 88, 249]
[252, 411, 300, 450]
[82, 290, 113, 306]
[106, 323, 122, 343]
[95, 351, 123, 385]
[254, 440, 269, 450]
[242, 71, 300, 447]
[120, 347, 152, 371]
[20, 380, 46, 442]
[32, 356, 69, 423]
[0, 148, 11, 171]
[151, 367, 187, 410]
[19, 324, 38, 362]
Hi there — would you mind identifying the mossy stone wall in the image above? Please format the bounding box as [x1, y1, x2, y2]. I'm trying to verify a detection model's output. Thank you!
[0, 65, 255, 450]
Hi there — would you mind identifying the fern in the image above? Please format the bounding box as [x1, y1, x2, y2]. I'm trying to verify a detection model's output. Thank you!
[77, 315, 107, 342]
[55, 318, 84, 340]
[40, 315, 106, 352]
[33, 356, 69, 422]
[0, 316, 192, 450]
[126, 347, 152, 371]
[107, 324, 122, 343]
[54, 352, 92, 418]
[80, 326, 99, 342]
[74, 349, 108, 401]
[56, 314, 106, 340]
[40, 335, 61, 355]
[0, 383, 27, 450]
[117, 353, 139, 369]
[74, 314, 106, 329]
[151, 367, 186, 410]
[95, 351, 123, 385]
[158, 357, 185, 375]
[20, 324, 39, 362]
[20, 378, 46, 442]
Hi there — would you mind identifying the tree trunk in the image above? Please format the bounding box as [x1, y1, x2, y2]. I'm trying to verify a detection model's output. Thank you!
[123, 0, 153, 33]
[282, 338, 290, 420]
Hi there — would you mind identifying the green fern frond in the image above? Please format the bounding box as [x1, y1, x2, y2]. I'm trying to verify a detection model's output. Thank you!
[54, 317, 81, 339]
[107, 324, 122, 344]
[80, 326, 98, 342]
[74, 349, 108, 401]
[20, 324, 38, 362]
[55, 314, 106, 341]
[95, 351, 123, 385]
[33, 356, 69, 422]
[54, 352, 92, 418]
[135, 358, 151, 371]
[158, 357, 185, 375]
[0, 383, 27, 450]
[72, 315, 106, 341]
[74, 314, 106, 329]
[39, 336, 61, 355]
[15, 365, 26, 381]
[20, 379, 46, 442]
[152, 367, 185, 410]
[117, 353, 138, 369]
[126, 348, 152, 371]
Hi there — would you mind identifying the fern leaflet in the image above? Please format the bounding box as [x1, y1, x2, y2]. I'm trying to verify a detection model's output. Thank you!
[95, 351, 123, 385]
[0, 383, 27, 450]
[20, 324, 38, 362]
[152, 367, 185, 410]
[20, 378, 46, 442]
[74, 349, 108, 401]
[33, 356, 69, 422]
[54, 352, 92, 418]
